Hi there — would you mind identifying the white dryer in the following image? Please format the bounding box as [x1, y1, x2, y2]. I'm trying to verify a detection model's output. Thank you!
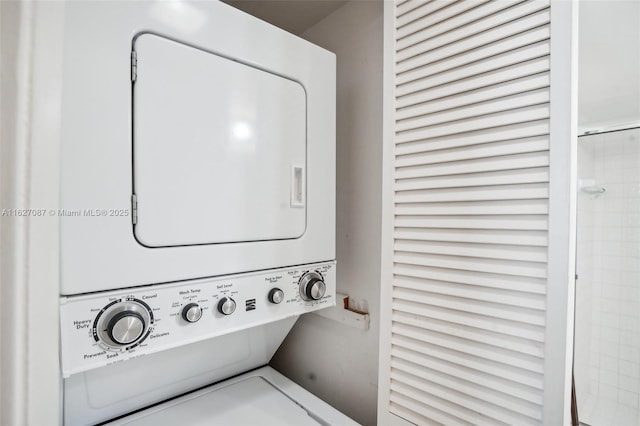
[58, 0, 335, 295]
[57, 1, 348, 424]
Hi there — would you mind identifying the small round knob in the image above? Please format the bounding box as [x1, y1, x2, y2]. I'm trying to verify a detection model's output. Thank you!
[107, 311, 145, 345]
[268, 288, 285, 304]
[217, 297, 236, 315]
[181, 303, 202, 323]
[299, 271, 326, 301]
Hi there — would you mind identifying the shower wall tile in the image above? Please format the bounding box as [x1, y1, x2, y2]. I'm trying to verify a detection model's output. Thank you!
[620, 359, 640, 378]
[613, 404, 639, 425]
[621, 330, 639, 346]
[619, 389, 639, 408]
[600, 383, 619, 401]
[602, 353, 620, 370]
[619, 375, 640, 393]
[620, 345, 640, 363]
[621, 315, 640, 330]
[601, 368, 618, 385]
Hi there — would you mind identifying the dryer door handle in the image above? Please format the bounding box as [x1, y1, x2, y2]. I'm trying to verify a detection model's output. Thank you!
[291, 165, 305, 208]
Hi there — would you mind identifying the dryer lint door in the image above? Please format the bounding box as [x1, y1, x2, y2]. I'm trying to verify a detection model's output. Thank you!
[132, 34, 307, 247]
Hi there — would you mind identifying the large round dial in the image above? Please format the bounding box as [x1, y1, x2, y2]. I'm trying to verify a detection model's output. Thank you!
[95, 299, 152, 349]
[108, 311, 145, 344]
[299, 271, 326, 301]
[217, 297, 236, 315]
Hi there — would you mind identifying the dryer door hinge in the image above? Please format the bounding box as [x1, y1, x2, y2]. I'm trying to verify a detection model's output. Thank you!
[131, 194, 138, 225]
[131, 51, 137, 82]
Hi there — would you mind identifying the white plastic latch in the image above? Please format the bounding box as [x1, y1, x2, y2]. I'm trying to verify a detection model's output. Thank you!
[290, 165, 305, 208]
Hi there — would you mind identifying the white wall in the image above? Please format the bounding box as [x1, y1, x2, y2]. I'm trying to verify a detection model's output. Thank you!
[0, 1, 63, 424]
[270, 2, 383, 425]
[579, 0, 640, 133]
[0, 2, 22, 420]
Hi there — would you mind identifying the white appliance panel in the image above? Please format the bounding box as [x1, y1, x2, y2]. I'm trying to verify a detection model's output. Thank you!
[63, 321, 298, 426]
[59, 1, 336, 294]
[133, 34, 306, 247]
[60, 261, 335, 377]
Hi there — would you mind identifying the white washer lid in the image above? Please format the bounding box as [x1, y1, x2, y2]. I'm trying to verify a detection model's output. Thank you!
[109, 376, 320, 425]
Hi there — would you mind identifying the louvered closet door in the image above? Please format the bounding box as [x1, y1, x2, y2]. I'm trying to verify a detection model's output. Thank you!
[380, 1, 576, 425]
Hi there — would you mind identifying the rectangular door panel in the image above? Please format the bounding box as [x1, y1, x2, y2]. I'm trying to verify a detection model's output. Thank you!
[133, 34, 307, 247]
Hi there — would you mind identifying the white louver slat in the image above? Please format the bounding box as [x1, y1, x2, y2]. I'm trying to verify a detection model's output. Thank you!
[397, 1, 549, 61]
[396, 9, 551, 74]
[396, 41, 550, 96]
[381, 1, 566, 424]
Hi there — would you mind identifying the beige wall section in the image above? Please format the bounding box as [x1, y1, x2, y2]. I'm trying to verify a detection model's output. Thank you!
[270, 1, 383, 425]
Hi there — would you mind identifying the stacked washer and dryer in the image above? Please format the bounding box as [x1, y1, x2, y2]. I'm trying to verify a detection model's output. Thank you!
[57, 2, 355, 424]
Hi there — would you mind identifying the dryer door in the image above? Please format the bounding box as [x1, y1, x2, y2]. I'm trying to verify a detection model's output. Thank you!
[132, 34, 306, 247]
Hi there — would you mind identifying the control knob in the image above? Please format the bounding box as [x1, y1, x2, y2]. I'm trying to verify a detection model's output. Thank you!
[298, 271, 326, 301]
[268, 288, 285, 304]
[108, 311, 145, 345]
[181, 303, 202, 323]
[96, 300, 151, 349]
[217, 297, 236, 315]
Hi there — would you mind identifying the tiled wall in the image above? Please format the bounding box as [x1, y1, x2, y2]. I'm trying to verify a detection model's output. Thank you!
[575, 128, 640, 425]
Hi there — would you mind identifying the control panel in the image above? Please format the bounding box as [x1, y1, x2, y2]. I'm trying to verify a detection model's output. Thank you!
[60, 261, 335, 377]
